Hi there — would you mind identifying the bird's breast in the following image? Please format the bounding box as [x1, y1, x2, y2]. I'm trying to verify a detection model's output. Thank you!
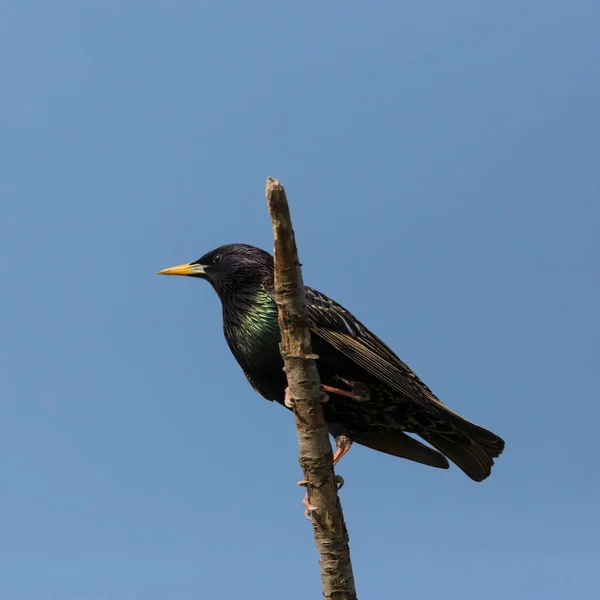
[223, 299, 286, 401]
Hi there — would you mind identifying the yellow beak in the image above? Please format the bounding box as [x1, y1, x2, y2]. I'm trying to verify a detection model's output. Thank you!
[157, 262, 206, 277]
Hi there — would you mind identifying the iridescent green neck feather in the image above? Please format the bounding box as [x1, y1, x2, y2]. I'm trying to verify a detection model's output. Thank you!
[221, 285, 285, 401]
[224, 287, 280, 349]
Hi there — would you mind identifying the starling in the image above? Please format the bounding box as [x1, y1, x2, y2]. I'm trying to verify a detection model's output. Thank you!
[159, 244, 504, 482]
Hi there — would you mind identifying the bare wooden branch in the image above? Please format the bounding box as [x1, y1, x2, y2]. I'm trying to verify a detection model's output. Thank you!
[265, 177, 358, 600]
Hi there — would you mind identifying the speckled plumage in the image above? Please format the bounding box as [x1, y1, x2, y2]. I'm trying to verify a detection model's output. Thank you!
[160, 243, 505, 481]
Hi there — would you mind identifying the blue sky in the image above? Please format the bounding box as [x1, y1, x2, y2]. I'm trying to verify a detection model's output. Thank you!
[2, 2, 599, 599]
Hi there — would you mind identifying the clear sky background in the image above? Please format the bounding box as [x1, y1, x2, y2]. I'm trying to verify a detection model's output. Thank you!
[1, 2, 599, 599]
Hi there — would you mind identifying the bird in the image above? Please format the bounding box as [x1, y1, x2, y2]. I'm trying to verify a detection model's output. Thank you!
[159, 243, 504, 483]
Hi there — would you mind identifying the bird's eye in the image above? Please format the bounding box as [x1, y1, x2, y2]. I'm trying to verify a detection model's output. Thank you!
[213, 253, 223, 264]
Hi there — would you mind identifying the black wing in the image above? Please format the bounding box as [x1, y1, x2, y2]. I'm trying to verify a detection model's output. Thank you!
[305, 286, 449, 412]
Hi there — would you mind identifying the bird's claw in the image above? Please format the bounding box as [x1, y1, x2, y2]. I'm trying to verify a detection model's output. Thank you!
[302, 496, 317, 520]
[298, 481, 316, 519]
[298, 474, 344, 519]
[333, 434, 353, 466]
[284, 387, 294, 409]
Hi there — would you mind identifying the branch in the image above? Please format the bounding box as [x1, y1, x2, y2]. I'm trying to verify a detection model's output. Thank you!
[265, 177, 358, 600]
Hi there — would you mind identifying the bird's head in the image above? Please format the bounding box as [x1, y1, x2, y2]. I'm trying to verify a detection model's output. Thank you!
[158, 243, 274, 298]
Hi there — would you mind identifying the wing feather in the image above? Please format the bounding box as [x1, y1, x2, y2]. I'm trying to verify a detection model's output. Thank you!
[305, 287, 447, 411]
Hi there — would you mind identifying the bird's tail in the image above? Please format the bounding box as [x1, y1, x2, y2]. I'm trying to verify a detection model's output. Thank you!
[355, 430, 450, 470]
[418, 408, 505, 482]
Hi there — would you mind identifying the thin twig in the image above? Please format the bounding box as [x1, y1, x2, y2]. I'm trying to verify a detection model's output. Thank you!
[266, 177, 358, 600]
